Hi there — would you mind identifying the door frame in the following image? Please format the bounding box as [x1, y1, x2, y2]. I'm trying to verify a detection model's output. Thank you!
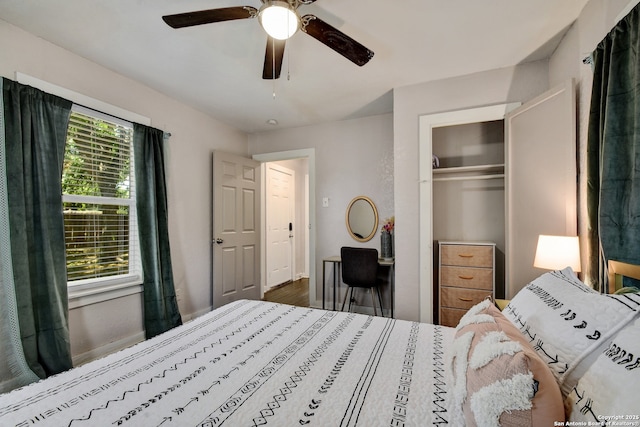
[253, 149, 317, 308]
[418, 104, 519, 323]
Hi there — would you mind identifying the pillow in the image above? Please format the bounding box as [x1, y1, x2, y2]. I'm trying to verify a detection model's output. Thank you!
[565, 316, 640, 422]
[449, 299, 564, 427]
[502, 267, 640, 396]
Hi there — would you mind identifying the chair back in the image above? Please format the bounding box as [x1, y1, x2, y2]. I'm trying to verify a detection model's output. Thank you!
[341, 247, 379, 288]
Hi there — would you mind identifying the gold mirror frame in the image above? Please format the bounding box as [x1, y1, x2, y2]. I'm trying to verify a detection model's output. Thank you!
[345, 196, 379, 242]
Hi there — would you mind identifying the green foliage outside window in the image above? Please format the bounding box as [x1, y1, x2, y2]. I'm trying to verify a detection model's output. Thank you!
[62, 111, 134, 282]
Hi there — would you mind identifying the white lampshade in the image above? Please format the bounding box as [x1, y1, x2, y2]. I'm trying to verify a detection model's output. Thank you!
[533, 235, 581, 272]
[259, 1, 300, 40]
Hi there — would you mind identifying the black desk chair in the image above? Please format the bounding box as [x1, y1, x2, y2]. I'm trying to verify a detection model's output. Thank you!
[340, 247, 384, 316]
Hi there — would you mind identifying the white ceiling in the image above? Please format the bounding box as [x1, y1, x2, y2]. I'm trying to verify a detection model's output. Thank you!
[0, 0, 588, 133]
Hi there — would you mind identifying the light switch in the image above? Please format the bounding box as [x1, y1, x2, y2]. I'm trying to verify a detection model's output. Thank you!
[322, 197, 329, 207]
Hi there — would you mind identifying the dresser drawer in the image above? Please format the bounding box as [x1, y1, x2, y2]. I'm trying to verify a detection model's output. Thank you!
[441, 286, 492, 310]
[440, 266, 493, 290]
[439, 307, 467, 328]
[441, 244, 493, 268]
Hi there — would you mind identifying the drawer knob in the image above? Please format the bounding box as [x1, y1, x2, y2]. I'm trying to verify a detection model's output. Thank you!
[458, 297, 473, 302]
[458, 254, 474, 258]
[458, 275, 474, 280]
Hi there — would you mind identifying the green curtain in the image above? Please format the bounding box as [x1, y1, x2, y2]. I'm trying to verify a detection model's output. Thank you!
[0, 78, 41, 392]
[133, 124, 182, 339]
[2, 78, 73, 377]
[587, 4, 640, 291]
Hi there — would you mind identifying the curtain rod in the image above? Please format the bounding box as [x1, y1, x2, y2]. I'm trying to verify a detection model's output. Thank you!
[16, 73, 152, 126]
[73, 103, 132, 126]
[75, 103, 172, 138]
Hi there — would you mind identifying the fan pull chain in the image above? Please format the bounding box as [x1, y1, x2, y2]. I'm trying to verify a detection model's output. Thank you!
[272, 37, 277, 99]
[287, 9, 291, 81]
[287, 41, 291, 81]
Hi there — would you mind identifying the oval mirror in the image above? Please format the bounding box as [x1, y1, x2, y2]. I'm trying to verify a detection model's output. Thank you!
[345, 196, 379, 242]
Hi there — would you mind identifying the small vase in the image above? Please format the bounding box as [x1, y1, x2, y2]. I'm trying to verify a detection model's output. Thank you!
[381, 231, 393, 260]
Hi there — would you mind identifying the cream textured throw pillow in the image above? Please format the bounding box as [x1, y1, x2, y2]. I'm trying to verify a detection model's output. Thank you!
[450, 300, 565, 427]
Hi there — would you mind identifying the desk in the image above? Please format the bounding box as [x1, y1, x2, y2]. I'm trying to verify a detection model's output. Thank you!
[322, 256, 395, 318]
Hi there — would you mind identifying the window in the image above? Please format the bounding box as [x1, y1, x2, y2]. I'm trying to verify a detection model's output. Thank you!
[62, 106, 141, 290]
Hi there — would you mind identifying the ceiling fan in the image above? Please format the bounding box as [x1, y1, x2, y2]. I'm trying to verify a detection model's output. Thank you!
[162, 0, 374, 79]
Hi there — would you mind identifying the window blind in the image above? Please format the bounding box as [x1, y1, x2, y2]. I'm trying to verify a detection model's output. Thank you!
[62, 109, 139, 283]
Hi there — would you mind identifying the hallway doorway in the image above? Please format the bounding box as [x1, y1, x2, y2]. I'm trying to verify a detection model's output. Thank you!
[253, 149, 317, 308]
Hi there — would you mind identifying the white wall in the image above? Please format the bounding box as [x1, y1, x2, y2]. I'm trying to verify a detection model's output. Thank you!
[393, 62, 550, 321]
[0, 20, 249, 362]
[249, 114, 394, 308]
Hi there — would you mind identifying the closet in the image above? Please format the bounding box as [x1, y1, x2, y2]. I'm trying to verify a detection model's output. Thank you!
[428, 104, 512, 325]
[418, 80, 577, 325]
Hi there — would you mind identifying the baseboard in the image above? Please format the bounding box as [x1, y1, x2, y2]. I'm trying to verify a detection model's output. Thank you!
[72, 308, 213, 367]
[72, 331, 145, 367]
[181, 307, 212, 323]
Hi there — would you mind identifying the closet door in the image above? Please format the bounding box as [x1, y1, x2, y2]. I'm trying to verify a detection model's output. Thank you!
[505, 79, 576, 298]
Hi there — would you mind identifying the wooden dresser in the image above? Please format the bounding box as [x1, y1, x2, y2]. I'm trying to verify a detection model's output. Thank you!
[438, 241, 495, 327]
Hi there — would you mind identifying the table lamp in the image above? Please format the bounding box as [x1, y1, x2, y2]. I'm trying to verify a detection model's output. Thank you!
[533, 235, 581, 272]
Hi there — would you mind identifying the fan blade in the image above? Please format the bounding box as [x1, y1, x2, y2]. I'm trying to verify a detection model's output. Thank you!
[162, 7, 258, 29]
[263, 37, 286, 79]
[301, 15, 374, 66]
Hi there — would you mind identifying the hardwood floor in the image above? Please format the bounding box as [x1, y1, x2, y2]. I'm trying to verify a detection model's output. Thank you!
[263, 278, 309, 308]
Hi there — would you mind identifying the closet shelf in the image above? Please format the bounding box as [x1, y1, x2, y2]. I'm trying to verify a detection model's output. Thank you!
[432, 164, 504, 182]
[434, 174, 504, 182]
[433, 163, 504, 175]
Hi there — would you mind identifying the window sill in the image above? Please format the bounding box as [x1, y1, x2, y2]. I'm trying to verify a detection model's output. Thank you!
[68, 278, 143, 309]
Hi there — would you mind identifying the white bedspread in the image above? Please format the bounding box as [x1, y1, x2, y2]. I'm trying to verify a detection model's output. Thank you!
[0, 300, 455, 426]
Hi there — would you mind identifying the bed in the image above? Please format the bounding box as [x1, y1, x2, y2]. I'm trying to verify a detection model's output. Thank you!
[1, 265, 639, 426]
[0, 299, 454, 426]
[607, 259, 640, 294]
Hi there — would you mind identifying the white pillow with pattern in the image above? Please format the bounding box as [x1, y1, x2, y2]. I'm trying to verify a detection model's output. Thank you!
[503, 268, 640, 396]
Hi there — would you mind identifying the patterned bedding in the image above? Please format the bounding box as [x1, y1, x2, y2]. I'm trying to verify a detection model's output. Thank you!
[0, 300, 456, 426]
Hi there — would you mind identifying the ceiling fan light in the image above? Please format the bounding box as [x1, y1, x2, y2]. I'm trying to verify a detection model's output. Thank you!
[259, 1, 300, 40]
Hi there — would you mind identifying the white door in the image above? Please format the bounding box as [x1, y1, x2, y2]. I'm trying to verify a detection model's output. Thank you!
[212, 151, 261, 308]
[266, 163, 295, 289]
[505, 79, 576, 297]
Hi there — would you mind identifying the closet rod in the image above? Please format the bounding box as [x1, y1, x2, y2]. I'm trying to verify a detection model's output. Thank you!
[433, 174, 505, 182]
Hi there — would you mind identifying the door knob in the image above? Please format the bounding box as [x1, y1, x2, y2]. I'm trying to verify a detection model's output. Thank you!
[215, 238, 224, 245]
